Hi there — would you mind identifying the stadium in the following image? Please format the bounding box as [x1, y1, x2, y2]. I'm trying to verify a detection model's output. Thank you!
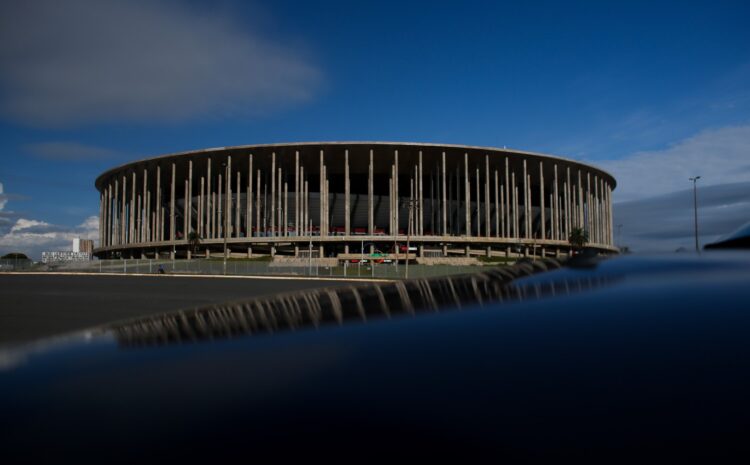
[94, 142, 617, 260]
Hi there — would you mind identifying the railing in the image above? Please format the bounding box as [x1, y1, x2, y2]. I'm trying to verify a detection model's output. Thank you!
[0, 258, 34, 271]
[14, 258, 486, 280]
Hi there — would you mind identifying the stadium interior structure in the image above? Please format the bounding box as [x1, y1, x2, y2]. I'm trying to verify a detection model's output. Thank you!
[94, 142, 617, 261]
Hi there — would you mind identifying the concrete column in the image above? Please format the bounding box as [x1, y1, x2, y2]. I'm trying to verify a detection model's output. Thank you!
[595, 177, 601, 244]
[418, 150, 423, 236]
[394, 150, 399, 233]
[577, 170, 583, 230]
[602, 181, 608, 245]
[522, 160, 528, 239]
[99, 192, 104, 248]
[271, 152, 280, 237]
[200, 177, 205, 237]
[414, 165, 418, 234]
[494, 169, 499, 238]
[170, 163, 176, 244]
[294, 151, 299, 235]
[142, 168, 148, 242]
[206, 159, 212, 238]
[514, 181, 521, 240]
[115, 176, 125, 245]
[553, 164, 559, 240]
[540, 161, 545, 240]
[145, 187, 150, 243]
[324, 169, 329, 236]
[284, 179, 288, 237]
[406, 178, 416, 234]
[368, 149, 374, 234]
[319, 150, 324, 237]
[608, 184, 614, 245]
[508, 173, 518, 238]
[605, 180, 610, 245]
[345, 149, 350, 236]
[441, 152, 447, 236]
[527, 174, 532, 238]
[428, 168, 440, 235]
[586, 172, 591, 237]
[107, 183, 113, 246]
[102, 184, 107, 248]
[599, 178, 605, 244]
[225, 158, 231, 241]
[277, 167, 282, 237]
[499, 182, 504, 239]
[235, 170, 241, 238]
[389, 173, 393, 235]
[219, 172, 223, 239]
[504, 157, 510, 238]
[304, 179, 309, 236]
[183, 178, 188, 240]
[563, 181, 568, 241]
[475, 167, 480, 236]
[129, 172, 135, 244]
[115, 181, 120, 245]
[464, 153, 470, 236]
[485, 155, 490, 237]
[256, 169, 261, 237]
[566, 167, 572, 237]
[247, 154, 253, 238]
[121, 176, 126, 244]
[300, 167, 305, 235]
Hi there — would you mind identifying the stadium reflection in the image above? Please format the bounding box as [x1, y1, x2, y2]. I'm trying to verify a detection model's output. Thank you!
[110, 257, 620, 347]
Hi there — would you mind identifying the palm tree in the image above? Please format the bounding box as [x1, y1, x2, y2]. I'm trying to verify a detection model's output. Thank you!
[188, 231, 201, 255]
[568, 227, 589, 253]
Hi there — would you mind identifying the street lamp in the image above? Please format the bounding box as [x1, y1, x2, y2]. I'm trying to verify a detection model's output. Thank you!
[401, 198, 419, 279]
[689, 176, 701, 253]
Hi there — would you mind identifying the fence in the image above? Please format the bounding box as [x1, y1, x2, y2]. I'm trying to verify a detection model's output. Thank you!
[28, 258, 486, 280]
[0, 258, 34, 271]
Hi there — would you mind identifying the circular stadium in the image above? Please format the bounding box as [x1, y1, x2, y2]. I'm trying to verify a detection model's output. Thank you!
[94, 142, 617, 260]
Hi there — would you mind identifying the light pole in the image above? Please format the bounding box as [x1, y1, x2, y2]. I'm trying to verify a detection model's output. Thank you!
[689, 176, 701, 252]
[222, 161, 229, 274]
[402, 198, 418, 279]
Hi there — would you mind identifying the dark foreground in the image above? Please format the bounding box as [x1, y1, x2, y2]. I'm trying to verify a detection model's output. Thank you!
[0, 273, 351, 346]
[2, 253, 750, 462]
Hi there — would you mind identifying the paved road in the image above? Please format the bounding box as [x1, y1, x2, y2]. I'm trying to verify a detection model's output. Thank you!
[0, 273, 355, 346]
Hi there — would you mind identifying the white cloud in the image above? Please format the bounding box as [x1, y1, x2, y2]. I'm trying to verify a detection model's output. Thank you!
[24, 141, 119, 161]
[596, 124, 750, 203]
[10, 219, 51, 233]
[0, 216, 99, 259]
[0, 0, 321, 126]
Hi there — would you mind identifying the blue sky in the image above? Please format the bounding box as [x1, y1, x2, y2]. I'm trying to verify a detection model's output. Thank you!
[1, 0, 749, 256]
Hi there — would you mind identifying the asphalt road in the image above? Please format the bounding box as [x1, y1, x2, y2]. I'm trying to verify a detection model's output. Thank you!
[0, 273, 354, 346]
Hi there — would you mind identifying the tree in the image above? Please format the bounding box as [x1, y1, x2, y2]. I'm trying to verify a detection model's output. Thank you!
[188, 231, 201, 255]
[2, 252, 29, 260]
[568, 227, 589, 251]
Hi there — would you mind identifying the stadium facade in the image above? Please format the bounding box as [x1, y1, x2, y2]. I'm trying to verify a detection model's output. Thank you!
[94, 142, 616, 260]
